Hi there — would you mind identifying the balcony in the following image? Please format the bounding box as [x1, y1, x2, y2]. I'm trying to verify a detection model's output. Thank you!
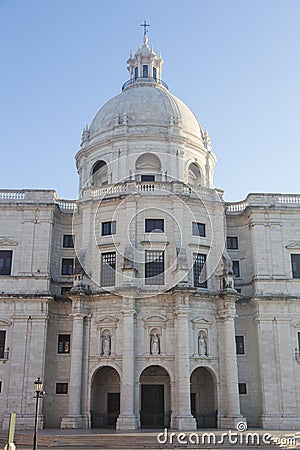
[122, 77, 169, 91]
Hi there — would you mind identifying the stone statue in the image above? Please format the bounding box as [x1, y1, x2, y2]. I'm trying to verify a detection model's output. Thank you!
[198, 332, 207, 356]
[222, 249, 234, 289]
[123, 244, 135, 270]
[102, 334, 111, 356]
[176, 242, 189, 270]
[150, 332, 160, 355]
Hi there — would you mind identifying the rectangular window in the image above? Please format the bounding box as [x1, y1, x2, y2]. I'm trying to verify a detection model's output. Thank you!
[143, 64, 148, 77]
[236, 335, 245, 354]
[153, 67, 157, 80]
[238, 383, 247, 395]
[145, 219, 164, 233]
[61, 286, 72, 295]
[291, 254, 300, 278]
[101, 252, 116, 287]
[192, 222, 206, 237]
[58, 334, 71, 354]
[227, 236, 238, 250]
[134, 66, 138, 80]
[56, 383, 68, 394]
[141, 174, 155, 182]
[0, 250, 12, 275]
[102, 221, 116, 236]
[0, 331, 6, 359]
[233, 260, 240, 277]
[63, 234, 74, 248]
[0, 381, 2, 393]
[193, 253, 207, 288]
[145, 251, 165, 285]
[298, 332, 300, 350]
[61, 258, 74, 275]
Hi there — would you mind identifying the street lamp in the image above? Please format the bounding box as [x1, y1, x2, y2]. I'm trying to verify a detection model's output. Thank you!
[33, 377, 45, 450]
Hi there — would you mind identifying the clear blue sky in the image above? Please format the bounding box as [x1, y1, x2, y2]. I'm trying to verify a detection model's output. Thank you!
[1, 0, 299, 201]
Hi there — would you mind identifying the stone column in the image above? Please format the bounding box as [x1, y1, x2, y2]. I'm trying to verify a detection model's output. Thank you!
[61, 305, 89, 429]
[116, 297, 139, 430]
[171, 291, 196, 430]
[217, 295, 246, 429]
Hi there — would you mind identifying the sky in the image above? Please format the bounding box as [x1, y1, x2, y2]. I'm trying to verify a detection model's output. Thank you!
[0, 0, 299, 201]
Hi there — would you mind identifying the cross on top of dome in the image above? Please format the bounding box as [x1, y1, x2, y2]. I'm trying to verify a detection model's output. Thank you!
[140, 20, 150, 36]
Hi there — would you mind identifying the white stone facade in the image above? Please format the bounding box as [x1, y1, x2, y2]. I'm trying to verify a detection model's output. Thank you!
[0, 35, 300, 431]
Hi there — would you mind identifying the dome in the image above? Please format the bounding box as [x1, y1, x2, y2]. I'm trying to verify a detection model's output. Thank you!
[89, 84, 204, 143]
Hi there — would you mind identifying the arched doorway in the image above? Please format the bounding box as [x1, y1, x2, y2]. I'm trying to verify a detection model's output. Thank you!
[190, 367, 217, 428]
[90, 366, 120, 428]
[188, 162, 202, 186]
[91, 160, 108, 186]
[139, 365, 171, 428]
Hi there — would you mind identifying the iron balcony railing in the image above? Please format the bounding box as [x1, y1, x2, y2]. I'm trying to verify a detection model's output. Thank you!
[122, 77, 169, 91]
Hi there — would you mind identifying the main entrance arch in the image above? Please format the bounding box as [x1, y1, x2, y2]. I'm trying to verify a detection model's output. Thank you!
[190, 367, 217, 428]
[90, 366, 120, 428]
[139, 365, 171, 428]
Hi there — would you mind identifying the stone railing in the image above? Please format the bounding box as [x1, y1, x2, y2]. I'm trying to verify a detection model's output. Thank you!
[226, 193, 300, 214]
[88, 181, 217, 201]
[0, 190, 78, 213]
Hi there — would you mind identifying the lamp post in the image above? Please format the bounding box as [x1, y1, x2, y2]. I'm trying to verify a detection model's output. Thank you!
[33, 377, 45, 450]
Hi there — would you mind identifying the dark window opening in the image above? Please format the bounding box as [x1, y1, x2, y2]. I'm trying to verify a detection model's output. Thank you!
[192, 222, 206, 237]
[0, 331, 6, 359]
[291, 254, 300, 278]
[153, 67, 157, 80]
[56, 383, 68, 394]
[236, 336, 245, 354]
[134, 66, 138, 80]
[233, 260, 240, 277]
[92, 160, 106, 174]
[58, 334, 71, 354]
[145, 251, 164, 285]
[143, 64, 148, 78]
[238, 383, 247, 395]
[0, 381, 2, 393]
[61, 258, 74, 276]
[63, 235, 74, 248]
[141, 175, 155, 182]
[145, 219, 164, 233]
[227, 236, 238, 250]
[101, 252, 116, 287]
[193, 253, 207, 288]
[102, 221, 116, 236]
[0, 250, 12, 276]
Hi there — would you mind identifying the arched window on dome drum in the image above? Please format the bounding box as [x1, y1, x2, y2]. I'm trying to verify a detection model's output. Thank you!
[91, 160, 108, 186]
[135, 153, 161, 182]
[188, 163, 202, 187]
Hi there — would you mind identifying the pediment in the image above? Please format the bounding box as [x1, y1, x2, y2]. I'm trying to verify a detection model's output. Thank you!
[0, 238, 18, 247]
[286, 242, 300, 249]
[143, 314, 168, 323]
[96, 315, 118, 324]
[192, 317, 212, 325]
[0, 319, 12, 326]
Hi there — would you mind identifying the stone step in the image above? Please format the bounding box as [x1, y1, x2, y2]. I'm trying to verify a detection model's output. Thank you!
[0, 430, 298, 449]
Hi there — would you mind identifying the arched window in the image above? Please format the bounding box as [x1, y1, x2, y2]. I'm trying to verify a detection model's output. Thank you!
[135, 153, 161, 181]
[91, 160, 108, 186]
[188, 162, 202, 186]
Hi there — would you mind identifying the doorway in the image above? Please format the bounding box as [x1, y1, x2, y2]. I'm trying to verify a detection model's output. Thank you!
[190, 367, 217, 428]
[90, 366, 120, 428]
[139, 366, 170, 428]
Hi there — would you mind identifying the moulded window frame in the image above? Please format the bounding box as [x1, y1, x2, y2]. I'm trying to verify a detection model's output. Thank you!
[0, 250, 13, 276]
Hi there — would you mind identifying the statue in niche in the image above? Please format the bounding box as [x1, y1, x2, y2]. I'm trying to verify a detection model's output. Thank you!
[198, 331, 207, 356]
[102, 333, 111, 356]
[150, 332, 160, 355]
